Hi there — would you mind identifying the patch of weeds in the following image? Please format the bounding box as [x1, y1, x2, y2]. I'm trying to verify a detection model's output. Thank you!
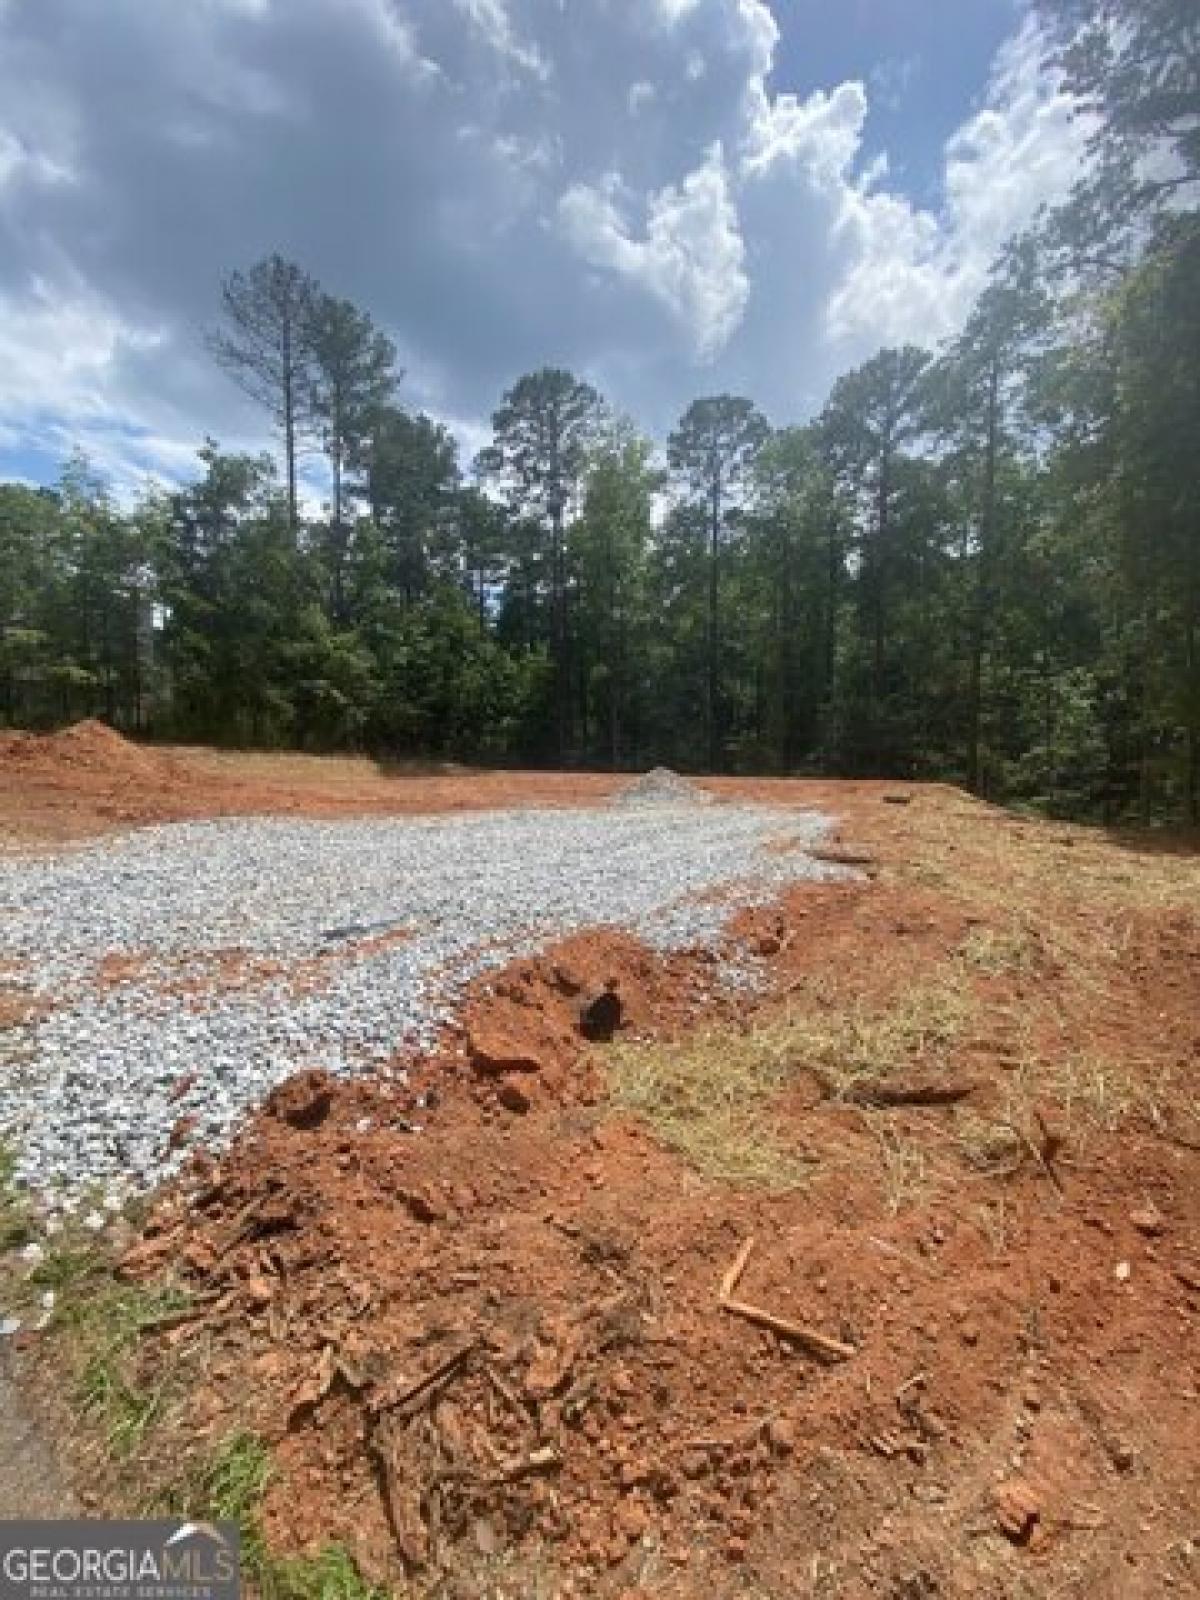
[973, 1196, 1016, 1256]
[1041, 1052, 1150, 1138]
[268, 1545, 388, 1600]
[954, 1112, 1026, 1177]
[792, 978, 972, 1096]
[195, 1431, 272, 1550]
[0, 1141, 33, 1251]
[857, 1114, 930, 1214]
[12, 1217, 191, 1463]
[63, 1283, 191, 1459]
[958, 923, 1040, 976]
[78, 1351, 165, 1459]
[29, 1244, 105, 1294]
[172, 1434, 384, 1600]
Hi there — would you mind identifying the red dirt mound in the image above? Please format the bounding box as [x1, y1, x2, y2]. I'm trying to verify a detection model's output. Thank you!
[0, 719, 178, 781]
[455, 929, 744, 1117]
[115, 849, 1200, 1597]
[11, 781, 1198, 1597]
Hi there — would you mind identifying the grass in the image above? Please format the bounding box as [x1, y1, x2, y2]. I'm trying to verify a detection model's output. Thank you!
[0, 1141, 34, 1251]
[611, 897, 1179, 1207]
[0, 1164, 189, 1461]
[65, 1282, 192, 1458]
[609, 1023, 813, 1188]
[169, 1433, 386, 1600]
[958, 923, 1041, 976]
[14, 1228, 192, 1460]
[953, 1112, 1027, 1177]
[1, 1159, 383, 1598]
[609, 965, 974, 1192]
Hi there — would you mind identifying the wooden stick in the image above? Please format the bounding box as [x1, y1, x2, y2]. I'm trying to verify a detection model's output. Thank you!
[846, 1080, 977, 1109]
[717, 1236, 856, 1362]
[718, 1236, 756, 1303]
[371, 1339, 477, 1418]
[810, 846, 878, 868]
[722, 1296, 856, 1362]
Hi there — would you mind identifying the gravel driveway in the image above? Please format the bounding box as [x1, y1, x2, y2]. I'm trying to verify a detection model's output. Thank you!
[0, 799, 837, 1207]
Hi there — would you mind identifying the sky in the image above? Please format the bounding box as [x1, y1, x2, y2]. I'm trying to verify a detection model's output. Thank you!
[0, 0, 1090, 501]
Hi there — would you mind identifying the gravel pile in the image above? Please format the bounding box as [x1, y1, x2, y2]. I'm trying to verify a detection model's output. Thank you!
[615, 767, 709, 806]
[0, 802, 838, 1207]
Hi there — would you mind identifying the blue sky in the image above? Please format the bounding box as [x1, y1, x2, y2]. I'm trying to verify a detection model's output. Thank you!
[0, 0, 1084, 500]
[774, 0, 1020, 199]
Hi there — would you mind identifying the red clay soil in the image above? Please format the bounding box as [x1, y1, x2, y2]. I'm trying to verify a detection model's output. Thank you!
[107, 785, 1200, 1600]
[0, 721, 619, 845]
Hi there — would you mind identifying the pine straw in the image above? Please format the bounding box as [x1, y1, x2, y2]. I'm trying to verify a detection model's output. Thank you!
[895, 799, 1200, 960]
[612, 792, 1197, 1200]
[609, 969, 974, 1192]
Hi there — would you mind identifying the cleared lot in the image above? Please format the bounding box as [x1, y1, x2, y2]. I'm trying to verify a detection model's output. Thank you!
[2, 733, 1198, 1598]
[0, 794, 837, 1204]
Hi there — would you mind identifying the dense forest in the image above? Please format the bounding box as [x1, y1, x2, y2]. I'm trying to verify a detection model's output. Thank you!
[1, 0, 1197, 821]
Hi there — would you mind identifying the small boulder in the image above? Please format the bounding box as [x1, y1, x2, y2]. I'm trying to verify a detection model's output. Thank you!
[468, 1021, 547, 1075]
[1130, 1203, 1165, 1237]
[496, 1076, 533, 1114]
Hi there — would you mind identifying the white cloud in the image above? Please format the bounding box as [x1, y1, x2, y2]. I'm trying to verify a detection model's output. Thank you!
[0, 127, 72, 190]
[0, 280, 157, 423]
[0, 0, 1091, 491]
[741, 79, 868, 183]
[451, 0, 550, 81]
[826, 18, 1091, 348]
[627, 80, 656, 116]
[559, 143, 748, 360]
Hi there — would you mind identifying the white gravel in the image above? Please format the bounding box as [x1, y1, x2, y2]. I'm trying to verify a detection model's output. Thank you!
[0, 800, 839, 1206]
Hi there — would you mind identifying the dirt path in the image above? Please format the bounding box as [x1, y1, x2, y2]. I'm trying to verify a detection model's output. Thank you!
[0, 1354, 78, 1516]
[0, 723, 622, 846]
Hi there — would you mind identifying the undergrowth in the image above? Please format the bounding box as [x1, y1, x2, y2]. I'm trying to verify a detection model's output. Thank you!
[3, 1192, 384, 1599]
[610, 915, 1174, 1203]
[169, 1433, 385, 1600]
[0, 1141, 33, 1251]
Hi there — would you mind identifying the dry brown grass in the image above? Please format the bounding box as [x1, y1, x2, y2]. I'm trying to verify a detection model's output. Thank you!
[895, 797, 1200, 932]
[608, 1025, 814, 1189]
[611, 875, 1183, 1204]
[610, 960, 975, 1193]
[957, 923, 1041, 975]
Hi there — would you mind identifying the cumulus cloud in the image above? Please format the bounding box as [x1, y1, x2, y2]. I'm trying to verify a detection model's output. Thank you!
[559, 144, 748, 359]
[741, 79, 869, 183]
[827, 18, 1092, 347]
[0, 0, 1090, 493]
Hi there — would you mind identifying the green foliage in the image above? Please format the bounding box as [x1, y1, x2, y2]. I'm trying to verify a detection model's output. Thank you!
[182, 1434, 384, 1600]
[0, 1142, 32, 1251]
[3, 17, 1199, 820]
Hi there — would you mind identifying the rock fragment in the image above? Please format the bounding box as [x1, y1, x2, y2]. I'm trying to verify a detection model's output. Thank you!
[992, 1477, 1041, 1544]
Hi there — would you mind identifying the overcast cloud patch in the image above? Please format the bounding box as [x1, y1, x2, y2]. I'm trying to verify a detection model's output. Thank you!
[0, 0, 1089, 495]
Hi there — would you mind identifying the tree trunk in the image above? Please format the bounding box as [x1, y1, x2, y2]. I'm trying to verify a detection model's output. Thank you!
[869, 435, 892, 772]
[1186, 578, 1199, 824]
[823, 510, 839, 750]
[966, 356, 1000, 794]
[708, 471, 721, 773]
[551, 500, 569, 764]
[283, 312, 298, 539]
[329, 393, 347, 623]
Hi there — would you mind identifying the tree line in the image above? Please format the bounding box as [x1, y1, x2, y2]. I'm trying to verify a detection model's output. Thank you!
[1, 0, 1196, 820]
